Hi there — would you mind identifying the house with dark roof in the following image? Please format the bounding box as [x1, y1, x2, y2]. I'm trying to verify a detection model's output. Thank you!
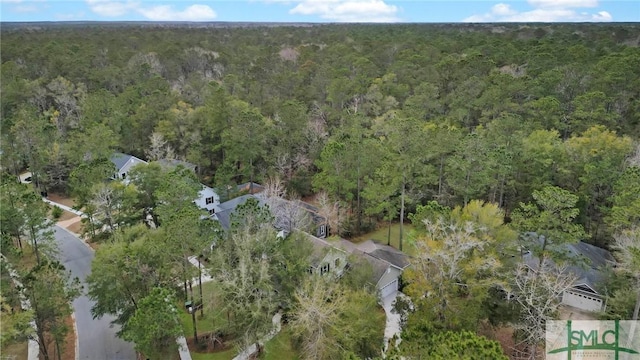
[303, 237, 410, 299]
[212, 194, 261, 229]
[522, 240, 615, 312]
[349, 240, 411, 298]
[291, 200, 329, 239]
[212, 191, 329, 239]
[110, 152, 148, 181]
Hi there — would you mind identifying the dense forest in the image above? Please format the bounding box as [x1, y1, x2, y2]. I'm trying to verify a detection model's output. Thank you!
[2, 23, 639, 245]
[2, 22, 640, 360]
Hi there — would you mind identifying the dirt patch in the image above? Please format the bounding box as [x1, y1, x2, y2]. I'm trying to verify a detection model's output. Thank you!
[187, 331, 235, 354]
[39, 314, 75, 360]
[58, 216, 85, 238]
[87, 241, 100, 251]
[481, 325, 516, 356]
[2, 341, 28, 360]
[47, 193, 76, 208]
[66, 220, 84, 236]
[558, 305, 597, 320]
[57, 210, 78, 222]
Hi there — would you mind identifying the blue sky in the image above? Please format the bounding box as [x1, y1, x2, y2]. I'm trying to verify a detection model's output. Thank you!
[1, 0, 638, 23]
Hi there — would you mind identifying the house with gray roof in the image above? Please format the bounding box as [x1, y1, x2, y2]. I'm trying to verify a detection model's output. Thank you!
[110, 152, 148, 181]
[306, 237, 410, 299]
[522, 240, 615, 312]
[110, 152, 148, 180]
[212, 191, 328, 238]
[348, 240, 410, 298]
[212, 194, 261, 229]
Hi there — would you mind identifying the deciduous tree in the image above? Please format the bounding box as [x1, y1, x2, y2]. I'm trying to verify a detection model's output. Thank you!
[121, 287, 183, 359]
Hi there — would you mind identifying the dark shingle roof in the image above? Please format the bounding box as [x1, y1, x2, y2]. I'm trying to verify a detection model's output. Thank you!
[213, 194, 267, 230]
[523, 239, 615, 293]
[361, 253, 389, 285]
[214, 209, 233, 230]
[369, 248, 410, 270]
[354, 240, 410, 270]
[110, 152, 134, 171]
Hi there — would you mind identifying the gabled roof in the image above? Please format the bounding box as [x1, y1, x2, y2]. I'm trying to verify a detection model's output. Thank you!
[110, 152, 134, 171]
[214, 209, 233, 230]
[292, 200, 327, 226]
[356, 251, 394, 286]
[110, 152, 147, 171]
[302, 232, 347, 267]
[522, 239, 615, 293]
[213, 194, 267, 230]
[218, 194, 261, 212]
[356, 240, 410, 270]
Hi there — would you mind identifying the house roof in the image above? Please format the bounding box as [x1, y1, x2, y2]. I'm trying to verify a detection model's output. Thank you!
[357, 251, 393, 286]
[292, 200, 327, 225]
[356, 240, 410, 270]
[214, 209, 233, 230]
[302, 232, 347, 267]
[110, 152, 147, 172]
[157, 158, 197, 172]
[110, 152, 135, 171]
[523, 239, 615, 293]
[217, 194, 259, 212]
[213, 194, 268, 230]
[369, 248, 410, 270]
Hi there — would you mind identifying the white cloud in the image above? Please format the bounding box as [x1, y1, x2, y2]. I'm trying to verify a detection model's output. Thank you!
[85, 1, 216, 21]
[138, 4, 216, 21]
[289, 0, 399, 22]
[463, 0, 613, 22]
[86, 0, 139, 17]
[491, 3, 516, 16]
[527, 0, 598, 9]
[591, 10, 612, 21]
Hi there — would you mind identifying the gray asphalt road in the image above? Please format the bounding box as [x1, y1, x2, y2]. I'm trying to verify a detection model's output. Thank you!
[53, 226, 137, 360]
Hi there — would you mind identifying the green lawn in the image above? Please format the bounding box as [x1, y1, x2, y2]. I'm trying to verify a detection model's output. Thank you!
[178, 281, 227, 335]
[185, 324, 299, 360]
[351, 223, 415, 255]
[264, 327, 299, 360]
[179, 281, 235, 359]
[190, 348, 236, 360]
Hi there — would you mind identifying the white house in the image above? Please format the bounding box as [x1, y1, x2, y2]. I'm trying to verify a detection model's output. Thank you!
[110, 152, 148, 181]
[195, 185, 220, 216]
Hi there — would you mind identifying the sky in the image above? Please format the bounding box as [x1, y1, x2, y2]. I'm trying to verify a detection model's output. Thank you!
[0, 0, 638, 23]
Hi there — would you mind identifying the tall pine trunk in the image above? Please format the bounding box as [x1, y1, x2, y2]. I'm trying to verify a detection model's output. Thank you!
[190, 280, 198, 344]
[399, 175, 405, 252]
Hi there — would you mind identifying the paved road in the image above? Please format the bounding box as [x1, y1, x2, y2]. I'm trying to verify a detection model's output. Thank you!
[53, 226, 136, 360]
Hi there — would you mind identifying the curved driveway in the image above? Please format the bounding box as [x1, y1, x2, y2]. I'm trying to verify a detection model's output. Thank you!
[54, 225, 136, 360]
